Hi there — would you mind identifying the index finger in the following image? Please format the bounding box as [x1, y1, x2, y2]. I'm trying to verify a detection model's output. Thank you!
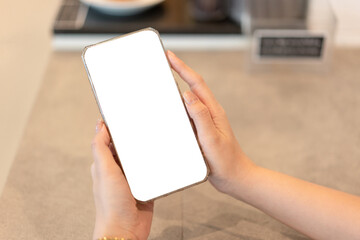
[91, 121, 123, 176]
[167, 50, 223, 117]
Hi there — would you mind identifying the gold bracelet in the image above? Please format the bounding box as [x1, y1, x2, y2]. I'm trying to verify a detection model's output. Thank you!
[97, 238, 131, 240]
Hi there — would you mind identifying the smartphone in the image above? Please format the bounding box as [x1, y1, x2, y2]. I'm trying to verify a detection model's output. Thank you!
[82, 28, 209, 202]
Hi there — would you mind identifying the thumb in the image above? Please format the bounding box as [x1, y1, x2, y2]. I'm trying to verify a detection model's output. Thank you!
[183, 90, 218, 140]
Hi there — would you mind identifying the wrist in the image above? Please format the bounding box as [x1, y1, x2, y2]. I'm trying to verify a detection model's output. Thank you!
[224, 156, 259, 200]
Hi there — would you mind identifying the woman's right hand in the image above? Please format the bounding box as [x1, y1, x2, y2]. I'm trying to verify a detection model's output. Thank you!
[168, 51, 360, 240]
[167, 51, 256, 194]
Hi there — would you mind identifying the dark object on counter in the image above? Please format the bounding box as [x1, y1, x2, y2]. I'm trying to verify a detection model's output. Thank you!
[259, 36, 324, 58]
[189, 0, 229, 22]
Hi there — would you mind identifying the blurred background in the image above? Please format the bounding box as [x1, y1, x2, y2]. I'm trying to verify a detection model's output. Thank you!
[0, 0, 360, 238]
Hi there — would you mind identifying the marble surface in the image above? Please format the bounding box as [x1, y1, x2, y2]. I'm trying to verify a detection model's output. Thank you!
[1, 50, 360, 239]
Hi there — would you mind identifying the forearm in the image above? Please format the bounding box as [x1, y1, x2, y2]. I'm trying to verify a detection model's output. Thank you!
[228, 164, 360, 240]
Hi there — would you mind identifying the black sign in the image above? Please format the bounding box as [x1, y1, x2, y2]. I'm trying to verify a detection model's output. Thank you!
[259, 36, 324, 58]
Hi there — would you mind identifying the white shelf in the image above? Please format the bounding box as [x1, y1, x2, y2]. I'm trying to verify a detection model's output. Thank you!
[53, 34, 249, 51]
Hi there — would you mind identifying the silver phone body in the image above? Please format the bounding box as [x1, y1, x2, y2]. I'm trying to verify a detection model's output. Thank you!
[82, 28, 209, 202]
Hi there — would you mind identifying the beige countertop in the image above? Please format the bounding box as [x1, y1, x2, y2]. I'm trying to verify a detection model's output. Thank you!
[1, 49, 360, 239]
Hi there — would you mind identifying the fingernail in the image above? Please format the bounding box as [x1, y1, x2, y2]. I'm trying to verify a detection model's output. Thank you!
[95, 119, 103, 133]
[183, 91, 198, 105]
[167, 50, 175, 59]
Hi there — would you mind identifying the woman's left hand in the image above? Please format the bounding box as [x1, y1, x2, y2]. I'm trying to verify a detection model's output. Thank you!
[91, 120, 154, 240]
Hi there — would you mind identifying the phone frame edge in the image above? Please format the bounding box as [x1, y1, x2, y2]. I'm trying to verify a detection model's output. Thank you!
[81, 27, 210, 203]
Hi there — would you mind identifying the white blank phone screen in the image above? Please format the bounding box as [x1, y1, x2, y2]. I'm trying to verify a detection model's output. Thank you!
[83, 29, 208, 201]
